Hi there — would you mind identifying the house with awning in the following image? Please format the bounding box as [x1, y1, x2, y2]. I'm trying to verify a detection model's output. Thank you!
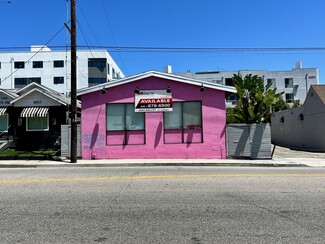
[0, 90, 18, 137]
[0, 82, 79, 151]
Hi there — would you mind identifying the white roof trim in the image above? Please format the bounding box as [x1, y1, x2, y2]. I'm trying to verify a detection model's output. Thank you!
[16, 82, 56, 96]
[77, 70, 237, 96]
[0, 90, 19, 99]
[11, 88, 67, 106]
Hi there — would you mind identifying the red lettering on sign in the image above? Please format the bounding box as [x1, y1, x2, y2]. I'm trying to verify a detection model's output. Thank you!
[139, 98, 171, 104]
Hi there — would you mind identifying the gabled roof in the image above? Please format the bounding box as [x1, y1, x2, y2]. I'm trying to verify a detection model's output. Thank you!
[11, 82, 81, 108]
[311, 85, 325, 104]
[11, 88, 71, 106]
[16, 82, 63, 97]
[77, 70, 237, 96]
[0, 89, 19, 99]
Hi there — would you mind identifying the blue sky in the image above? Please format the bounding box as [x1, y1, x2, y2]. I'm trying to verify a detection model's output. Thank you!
[1, 0, 324, 82]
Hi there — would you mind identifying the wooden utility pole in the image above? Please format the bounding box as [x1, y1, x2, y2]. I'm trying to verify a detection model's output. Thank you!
[70, 0, 77, 163]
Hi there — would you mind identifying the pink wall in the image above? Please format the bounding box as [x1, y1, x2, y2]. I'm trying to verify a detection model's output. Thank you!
[81, 76, 227, 159]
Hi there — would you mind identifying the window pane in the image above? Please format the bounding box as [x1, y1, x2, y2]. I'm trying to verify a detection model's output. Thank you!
[33, 61, 43, 68]
[14, 62, 25, 69]
[88, 78, 106, 84]
[28, 77, 41, 85]
[106, 104, 125, 131]
[27, 116, 48, 131]
[54, 60, 64, 67]
[112, 68, 116, 78]
[267, 78, 276, 88]
[0, 114, 8, 131]
[285, 78, 293, 88]
[15, 78, 27, 86]
[183, 102, 202, 129]
[54, 77, 64, 84]
[225, 78, 233, 86]
[126, 104, 144, 130]
[88, 59, 106, 68]
[164, 103, 182, 129]
[226, 94, 239, 102]
[285, 93, 294, 103]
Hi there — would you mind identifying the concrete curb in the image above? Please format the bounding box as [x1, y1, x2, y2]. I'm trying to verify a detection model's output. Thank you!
[0, 161, 309, 168]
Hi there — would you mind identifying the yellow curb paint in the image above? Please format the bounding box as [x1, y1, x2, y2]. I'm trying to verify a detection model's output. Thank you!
[1, 173, 325, 185]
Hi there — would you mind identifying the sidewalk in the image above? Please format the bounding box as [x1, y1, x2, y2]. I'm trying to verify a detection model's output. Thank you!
[0, 145, 324, 168]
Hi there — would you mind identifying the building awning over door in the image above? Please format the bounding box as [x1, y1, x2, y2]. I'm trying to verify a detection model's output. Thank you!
[20, 107, 49, 117]
[0, 107, 7, 116]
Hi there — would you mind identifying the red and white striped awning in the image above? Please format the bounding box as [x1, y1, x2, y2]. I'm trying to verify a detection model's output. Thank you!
[20, 107, 49, 117]
[0, 107, 7, 116]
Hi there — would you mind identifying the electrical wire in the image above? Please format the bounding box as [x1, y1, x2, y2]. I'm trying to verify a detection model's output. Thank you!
[76, 1, 101, 47]
[75, 20, 97, 83]
[0, 45, 324, 52]
[83, 46, 325, 53]
[100, 0, 129, 76]
[1, 25, 66, 84]
[77, 20, 95, 58]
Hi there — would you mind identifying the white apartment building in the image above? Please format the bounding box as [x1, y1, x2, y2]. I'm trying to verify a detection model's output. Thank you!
[173, 61, 319, 107]
[0, 46, 124, 95]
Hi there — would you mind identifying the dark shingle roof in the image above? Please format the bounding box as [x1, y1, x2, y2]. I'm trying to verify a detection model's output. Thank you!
[311, 85, 325, 104]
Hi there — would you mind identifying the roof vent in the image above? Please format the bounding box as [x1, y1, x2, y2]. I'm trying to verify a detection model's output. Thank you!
[164, 65, 172, 74]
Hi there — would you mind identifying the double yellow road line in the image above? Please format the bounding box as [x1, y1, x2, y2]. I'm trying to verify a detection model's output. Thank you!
[1, 173, 325, 185]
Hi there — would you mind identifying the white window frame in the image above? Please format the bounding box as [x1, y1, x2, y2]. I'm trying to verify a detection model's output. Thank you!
[26, 115, 49, 131]
[285, 93, 294, 103]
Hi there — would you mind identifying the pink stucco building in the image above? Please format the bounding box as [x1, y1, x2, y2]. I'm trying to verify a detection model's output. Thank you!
[77, 71, 236, 159]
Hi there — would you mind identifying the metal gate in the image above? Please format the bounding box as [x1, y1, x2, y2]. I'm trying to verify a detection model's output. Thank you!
[226, 124, 271, 159]
[60, 125, 81, 157]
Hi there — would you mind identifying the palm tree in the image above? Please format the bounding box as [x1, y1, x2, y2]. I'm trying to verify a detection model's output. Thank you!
[231, 74, 286, 124]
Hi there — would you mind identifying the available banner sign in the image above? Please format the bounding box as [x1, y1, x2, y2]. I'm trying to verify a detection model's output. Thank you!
[135, 90, 173, 112]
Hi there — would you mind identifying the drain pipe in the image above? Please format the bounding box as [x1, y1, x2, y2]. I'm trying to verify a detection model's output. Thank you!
[305, 74, 308, 96]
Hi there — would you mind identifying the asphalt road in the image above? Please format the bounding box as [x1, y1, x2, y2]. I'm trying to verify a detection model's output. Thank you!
[1, 166, 325, 244]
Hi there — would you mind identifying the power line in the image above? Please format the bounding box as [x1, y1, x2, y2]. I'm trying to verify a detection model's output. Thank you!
[1, 25, 66, 84]
[1, 45, 324, 52]
[100, 0, 129, 76]
[77, 20, 95, 58]
[76, 1, 101, 47]
[87, 46, 325, 53]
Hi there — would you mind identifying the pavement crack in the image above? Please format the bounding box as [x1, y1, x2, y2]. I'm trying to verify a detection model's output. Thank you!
[94, 237, 107, 242]
[224, 192, 325, 231]
[191, 236, 203, 244]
